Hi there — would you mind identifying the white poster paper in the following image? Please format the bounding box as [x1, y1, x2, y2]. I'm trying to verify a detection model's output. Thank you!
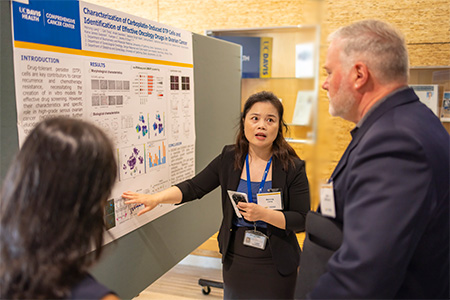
[292, 90, 315, 125]
[11, 0, 195, 244]
[295, 43, 315, 78]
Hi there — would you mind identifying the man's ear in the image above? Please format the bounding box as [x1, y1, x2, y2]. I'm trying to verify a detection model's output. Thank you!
[352, 62, 369, 90]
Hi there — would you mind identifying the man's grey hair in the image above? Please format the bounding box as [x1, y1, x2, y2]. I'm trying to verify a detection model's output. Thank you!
[328, 19, 409, 84]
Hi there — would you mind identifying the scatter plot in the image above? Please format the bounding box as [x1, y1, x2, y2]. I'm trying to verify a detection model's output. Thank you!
[119, 144, 146, 180]
[151, 112, 165, 138]
[136, 114, 148, 139]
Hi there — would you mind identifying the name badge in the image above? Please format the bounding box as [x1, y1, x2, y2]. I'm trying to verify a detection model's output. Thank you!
[243, 230, 267, 250]
[256, 192, 283, 210]
[320, 181, 336, 218]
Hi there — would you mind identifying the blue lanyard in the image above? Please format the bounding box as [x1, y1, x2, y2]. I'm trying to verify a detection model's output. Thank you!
[245, 154, 272, 203]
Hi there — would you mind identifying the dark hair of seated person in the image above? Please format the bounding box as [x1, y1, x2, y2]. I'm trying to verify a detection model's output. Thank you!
[0, 117, 117, 299]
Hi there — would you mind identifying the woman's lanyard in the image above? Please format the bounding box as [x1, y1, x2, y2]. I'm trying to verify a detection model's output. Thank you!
[245, 154, 272, 203]
[244, 154, 272, 248]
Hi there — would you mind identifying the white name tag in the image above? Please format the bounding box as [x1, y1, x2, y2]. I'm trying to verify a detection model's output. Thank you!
[243, 230, 267, 250]
[320, 181, 336, 218]
[256, 192, 283, 210]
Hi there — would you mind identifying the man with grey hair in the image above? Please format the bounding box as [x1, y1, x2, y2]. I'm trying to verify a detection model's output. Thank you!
[295, 19, 449, 299]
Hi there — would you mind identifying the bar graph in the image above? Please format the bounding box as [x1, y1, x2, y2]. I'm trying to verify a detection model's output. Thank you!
[148, 141, 167, 168]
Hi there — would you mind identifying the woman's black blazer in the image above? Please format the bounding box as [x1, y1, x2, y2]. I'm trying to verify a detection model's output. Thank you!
[176, 145, 310, 275]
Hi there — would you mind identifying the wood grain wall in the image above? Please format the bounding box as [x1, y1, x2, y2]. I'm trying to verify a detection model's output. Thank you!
[85, 0, 450, 253]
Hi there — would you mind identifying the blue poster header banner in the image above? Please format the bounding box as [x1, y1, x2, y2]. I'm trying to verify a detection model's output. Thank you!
[12, 0, 82, 50]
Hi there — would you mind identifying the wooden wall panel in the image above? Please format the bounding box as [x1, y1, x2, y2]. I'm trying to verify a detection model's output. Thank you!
[158, 0, 314, 34]
[84, 0, 450, 67]
[324, 0, 450, 45]
[84, 0, 450, 254]
[409, 44, 450, 67]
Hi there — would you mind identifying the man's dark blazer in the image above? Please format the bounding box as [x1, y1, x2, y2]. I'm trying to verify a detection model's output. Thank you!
[300, 87, 449, 299]
[295, 211, 343, 299]
[177, 145, 310, 275]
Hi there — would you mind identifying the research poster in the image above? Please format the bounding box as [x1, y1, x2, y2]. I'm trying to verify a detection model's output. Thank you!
[11, 0, 195, 244]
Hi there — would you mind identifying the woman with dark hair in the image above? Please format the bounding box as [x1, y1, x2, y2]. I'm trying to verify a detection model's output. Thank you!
[123, 91, 310, 299]
[0, 117, 118, 300]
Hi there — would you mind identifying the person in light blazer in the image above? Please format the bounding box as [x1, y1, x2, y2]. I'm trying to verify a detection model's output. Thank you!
[123, 91, 310, 299]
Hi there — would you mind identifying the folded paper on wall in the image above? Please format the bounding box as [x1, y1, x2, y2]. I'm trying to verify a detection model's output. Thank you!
[295, 43, 315, 78]
[292, 90, 315, 125]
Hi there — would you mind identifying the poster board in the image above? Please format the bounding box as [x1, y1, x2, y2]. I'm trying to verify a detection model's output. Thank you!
[1, 1, 241, 297]
[10, 0, 196, 244]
